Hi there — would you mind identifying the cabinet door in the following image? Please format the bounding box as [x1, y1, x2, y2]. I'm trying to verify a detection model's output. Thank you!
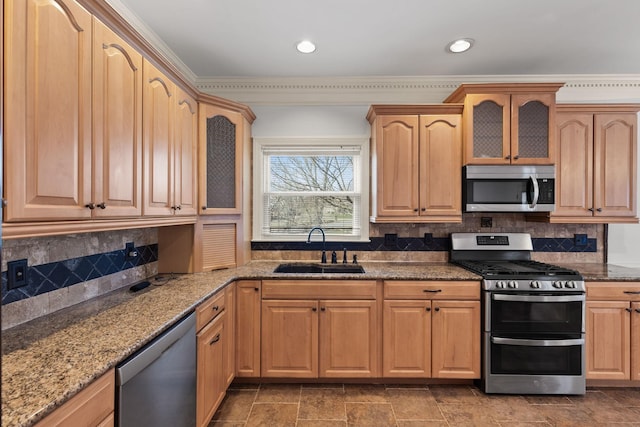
[236, 281, 261, 377]
[463, 94, 510, 164]
[196, 313, 225, 427]
[92, 19, 142, 218]
[173, 88, 198, 216]
[554, 113, 594, 217]
[511, 93, 555, 164]
[198, 104, 243, 214]
[419, 115, 462, 218]
[142, 60, 174, 216]
[431, 300, 480, 378]
[224, 283, 236, 387]
[633, 302, 640, 381]
[594, 113, 637, 218]
[374, 115, 419, 216]
[585, 301, 630, 380]
[383, 300, 431, 378]
[261, 300, 318, 378]
[4, 0, 92, 221]
[319, 300, 378, 377]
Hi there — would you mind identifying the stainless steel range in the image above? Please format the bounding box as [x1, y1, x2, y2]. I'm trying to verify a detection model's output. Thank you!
[450, 232, 586, 395]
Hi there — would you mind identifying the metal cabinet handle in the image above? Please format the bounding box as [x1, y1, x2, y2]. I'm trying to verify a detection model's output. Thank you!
[505, 155, 511, 160]
[635, 309, 640, 313]
[85, 203, 95, 210]
[212, 305, 219, 311]
[96, 202, 106, 209]
[596, 208, 602, 212]
[209, 334, 221, 345]
[588, 208, 595, 212]
[624, 291, 640, 295]
[434, 307, 440, 312]
[626, 308, 633, 313]
[413, 208, 419, 212]
[423, 289, 442, 293]
[254, 287, 259, 291]
[425, 307, 431, 312]
[201, 206, 207, 210]
[421, 208, 426, 211]
[513, 155, 520, 160]
[320, 307, 326, 311]
[176, 205, 182, 210]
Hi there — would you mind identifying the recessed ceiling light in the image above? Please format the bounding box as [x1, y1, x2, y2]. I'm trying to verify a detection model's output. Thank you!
[447, 38, 474, 53]
[296, 40, 316, 54]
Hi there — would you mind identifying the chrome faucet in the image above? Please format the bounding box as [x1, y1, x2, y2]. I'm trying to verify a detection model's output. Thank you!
[307, 227, 327, 263]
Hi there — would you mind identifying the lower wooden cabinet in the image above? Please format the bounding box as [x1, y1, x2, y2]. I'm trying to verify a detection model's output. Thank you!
[382, 281, 481, 379]
[34, 369, 115, 427]
[235, 280, 261, 377]
[585, 282, 640, 381]
[196, 289, 228, 427]
[260, 280, 379, 378]
[225, 283, 236, 387]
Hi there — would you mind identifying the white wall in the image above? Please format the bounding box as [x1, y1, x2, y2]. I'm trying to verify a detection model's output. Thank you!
[247, 81, 640, 266]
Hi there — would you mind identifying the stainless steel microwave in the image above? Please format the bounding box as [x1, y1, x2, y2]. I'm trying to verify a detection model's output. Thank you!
[463, 165, 555, 212]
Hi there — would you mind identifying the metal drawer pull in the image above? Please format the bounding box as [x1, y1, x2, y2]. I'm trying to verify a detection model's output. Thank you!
[209, 334, 221, 345]
[624, 291, 640, 295]
[493, 294, 585, 303]
[423, 289, 442, 293]
[212, 305, 219, 311]
[491, 337, 584, 347]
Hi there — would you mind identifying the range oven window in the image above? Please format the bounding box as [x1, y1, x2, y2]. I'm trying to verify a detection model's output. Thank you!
[490, 336, 583, 376]
[490, 294, 584, 334]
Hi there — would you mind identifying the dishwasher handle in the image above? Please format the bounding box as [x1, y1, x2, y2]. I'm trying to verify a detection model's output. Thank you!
[117, 312, 196, 385]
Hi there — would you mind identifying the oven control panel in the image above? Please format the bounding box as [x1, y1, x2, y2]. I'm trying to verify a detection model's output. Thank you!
[484, 279, 585, 292]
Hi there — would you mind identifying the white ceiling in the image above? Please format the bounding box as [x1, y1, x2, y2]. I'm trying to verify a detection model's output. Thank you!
[113, 0, 640, 78]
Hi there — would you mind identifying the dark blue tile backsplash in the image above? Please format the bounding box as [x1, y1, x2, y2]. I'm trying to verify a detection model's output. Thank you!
[1, 244, 158, 305]
[252, 236, 597, 253]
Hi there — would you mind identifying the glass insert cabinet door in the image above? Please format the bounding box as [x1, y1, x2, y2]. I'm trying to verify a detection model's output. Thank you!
[198, 103, 243, 214]
[465, 93, 555, 165]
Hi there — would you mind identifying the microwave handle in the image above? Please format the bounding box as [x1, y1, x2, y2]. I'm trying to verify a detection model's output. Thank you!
[529, 176, 539, 209]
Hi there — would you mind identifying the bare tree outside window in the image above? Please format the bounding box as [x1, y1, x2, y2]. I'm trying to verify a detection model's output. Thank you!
[266, 155, 358, 235]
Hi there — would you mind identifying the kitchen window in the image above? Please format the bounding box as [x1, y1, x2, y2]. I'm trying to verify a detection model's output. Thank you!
[253, 138, 369, 242]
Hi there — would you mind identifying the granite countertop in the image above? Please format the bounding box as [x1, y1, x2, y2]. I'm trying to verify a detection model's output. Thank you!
[558, 263, 640, 281]
[1, 261, 479, 427]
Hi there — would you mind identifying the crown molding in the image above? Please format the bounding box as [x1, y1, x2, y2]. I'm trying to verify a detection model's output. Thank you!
[196, 75, 640, 106]
[103, 0, 197, 85]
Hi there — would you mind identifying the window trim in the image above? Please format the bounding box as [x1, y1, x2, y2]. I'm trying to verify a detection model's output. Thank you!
[252, 137, 370, 242]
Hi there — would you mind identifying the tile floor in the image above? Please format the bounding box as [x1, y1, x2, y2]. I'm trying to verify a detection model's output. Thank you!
[209, 383, 640, 427]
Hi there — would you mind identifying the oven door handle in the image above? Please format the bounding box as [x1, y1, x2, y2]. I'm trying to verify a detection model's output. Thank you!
[529, 175, 540, 209]
[492, 294, 585, 303]
[491, 337, 584, 347]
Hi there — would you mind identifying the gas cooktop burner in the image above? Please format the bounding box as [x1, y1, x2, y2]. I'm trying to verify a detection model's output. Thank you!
[454, 259, 580, 277]
[450, 232, 585, 292]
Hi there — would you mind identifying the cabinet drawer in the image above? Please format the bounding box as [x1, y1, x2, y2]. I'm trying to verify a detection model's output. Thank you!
[384, 281, 480, 300]
[197, 289, 226, 331]
[262, 280, 377, 300]
[586, 282, 640, 301]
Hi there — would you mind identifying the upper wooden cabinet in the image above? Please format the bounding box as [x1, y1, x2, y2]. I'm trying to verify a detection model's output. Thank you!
[198, 103, 244, 215]
[173, 87, 198, 216]
[4, 0, 93, 221]
[552, 105, 639, 223]
[444, 83, 563, 165]
[367, 105, 463, 223]
[92, 19, 143, 218]
[142, 60, 198, 217]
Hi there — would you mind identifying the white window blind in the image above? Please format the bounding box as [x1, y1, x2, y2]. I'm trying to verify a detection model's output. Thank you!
[253, 138, 369, 241]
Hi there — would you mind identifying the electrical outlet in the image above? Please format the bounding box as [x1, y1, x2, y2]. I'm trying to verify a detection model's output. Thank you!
[384, 233, 398, 247]
[574, 234, 588, 247]
[423, 233, 433, 245]
[481, 217, 493, 228]
[8, 259, 28, 290]
[125, 242, 139, 260]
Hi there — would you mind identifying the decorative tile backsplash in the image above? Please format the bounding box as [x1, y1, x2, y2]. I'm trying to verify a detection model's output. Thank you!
[1, 243, 158, 305]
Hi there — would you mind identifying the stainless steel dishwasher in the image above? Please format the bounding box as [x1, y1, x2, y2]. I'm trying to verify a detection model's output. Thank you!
[116, 312, 196, 427]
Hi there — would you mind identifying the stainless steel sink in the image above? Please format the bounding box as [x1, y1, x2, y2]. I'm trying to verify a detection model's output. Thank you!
[274, 263, 365, 274]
